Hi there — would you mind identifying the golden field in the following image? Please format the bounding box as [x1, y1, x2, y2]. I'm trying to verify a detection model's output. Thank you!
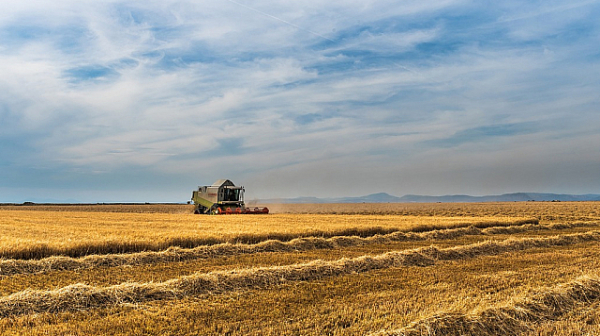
[0, 208, 535, 259]
[0, 202, 599, 335]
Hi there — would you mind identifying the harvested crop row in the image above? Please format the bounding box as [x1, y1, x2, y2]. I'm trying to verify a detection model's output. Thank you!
[371, 275, 600, 336]
[0, 218, 539, 260]
[1, 221, 592, 277]
[0, 230, 598, 317]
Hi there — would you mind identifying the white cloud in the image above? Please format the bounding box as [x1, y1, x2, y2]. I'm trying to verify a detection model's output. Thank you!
[1, 0, 599, 201]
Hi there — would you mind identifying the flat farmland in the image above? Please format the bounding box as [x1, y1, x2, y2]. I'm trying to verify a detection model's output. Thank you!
[0, 202, 599, 335]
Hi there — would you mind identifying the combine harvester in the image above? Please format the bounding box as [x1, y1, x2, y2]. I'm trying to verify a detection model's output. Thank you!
[191, 179, 269, 215]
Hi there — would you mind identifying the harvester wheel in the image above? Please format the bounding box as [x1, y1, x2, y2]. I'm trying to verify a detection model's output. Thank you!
[235, 207, 242, 214]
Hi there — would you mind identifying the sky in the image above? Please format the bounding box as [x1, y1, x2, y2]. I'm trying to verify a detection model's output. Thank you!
[1, 0, 599, 203]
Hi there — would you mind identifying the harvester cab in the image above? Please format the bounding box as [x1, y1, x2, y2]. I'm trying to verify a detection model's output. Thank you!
[191, 179, 269, 215]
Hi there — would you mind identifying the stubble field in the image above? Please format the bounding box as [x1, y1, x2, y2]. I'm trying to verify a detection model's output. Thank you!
[0, 202, 599, 335]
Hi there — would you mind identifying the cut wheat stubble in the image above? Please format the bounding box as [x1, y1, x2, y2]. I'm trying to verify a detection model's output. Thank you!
[3, 220, 595, 277]
[0, 230, 598, 317]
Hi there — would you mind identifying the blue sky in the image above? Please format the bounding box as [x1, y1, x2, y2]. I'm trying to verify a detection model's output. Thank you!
[1, 0, 599, 202]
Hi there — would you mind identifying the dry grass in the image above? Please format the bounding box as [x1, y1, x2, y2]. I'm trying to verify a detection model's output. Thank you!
[373, 276, 600, 336]
[523, 301, 600, 336]
[0, 210, 531, 259]
[0, 202, 599, 335]
[13, 219, 600, 278]
[5, 201, 600, 221]
[0, 231, 598, 317]
[267, 201, 600, 221]
[2, 240, 600, 335]
[0, 203, 192, 213]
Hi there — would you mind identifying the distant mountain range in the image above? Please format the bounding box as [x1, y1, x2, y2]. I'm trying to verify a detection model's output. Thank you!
[259, 192, 600, 204]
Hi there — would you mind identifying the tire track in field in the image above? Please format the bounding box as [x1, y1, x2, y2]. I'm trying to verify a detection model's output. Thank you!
[0, 230, 599, 317]
[1, 221, 594, 277]
[370, 275, 600, 336]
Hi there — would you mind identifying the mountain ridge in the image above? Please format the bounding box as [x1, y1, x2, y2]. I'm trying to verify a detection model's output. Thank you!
[258, 192, 600, 204]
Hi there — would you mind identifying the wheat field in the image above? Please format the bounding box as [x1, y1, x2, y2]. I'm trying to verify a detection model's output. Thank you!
[0, 202, 599, 335]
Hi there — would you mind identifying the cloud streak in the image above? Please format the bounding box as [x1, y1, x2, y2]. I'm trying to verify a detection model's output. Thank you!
[1, 0, 599, 202]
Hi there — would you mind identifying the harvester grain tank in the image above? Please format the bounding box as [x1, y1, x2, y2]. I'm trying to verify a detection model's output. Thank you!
[191, 179, 269, 215]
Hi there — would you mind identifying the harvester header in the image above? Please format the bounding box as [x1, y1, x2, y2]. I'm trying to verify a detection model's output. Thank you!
[191, 179, 269, 215]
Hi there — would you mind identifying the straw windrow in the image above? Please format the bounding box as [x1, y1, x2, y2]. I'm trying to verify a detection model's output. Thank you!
[0, 218, 541, 261]
[1, 221, 594, 277]
[0, 231, 598, 317]
[371, 276, 600, 336]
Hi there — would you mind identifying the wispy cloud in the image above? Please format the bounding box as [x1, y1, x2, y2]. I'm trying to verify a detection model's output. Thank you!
[0, 0, 599, 201]
[424, 122, 540, 148]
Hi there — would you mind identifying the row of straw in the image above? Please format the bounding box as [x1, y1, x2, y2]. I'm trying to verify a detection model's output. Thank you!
[0, 230, 598, 317]
[0, 218, 540, 260]
[1, 221, 594, 277]
[372, 275, 600, 336]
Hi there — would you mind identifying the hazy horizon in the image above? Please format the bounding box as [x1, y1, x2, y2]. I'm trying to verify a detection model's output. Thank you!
[6, 191, 600, 205]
